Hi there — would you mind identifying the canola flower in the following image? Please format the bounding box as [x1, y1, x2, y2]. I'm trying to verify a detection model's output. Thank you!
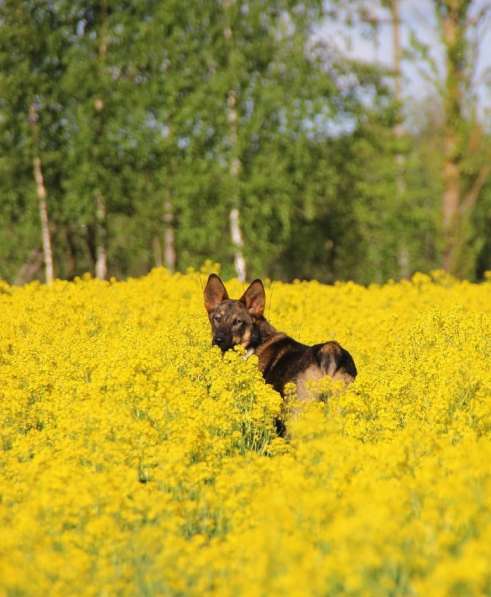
[0, 267, 491, 596]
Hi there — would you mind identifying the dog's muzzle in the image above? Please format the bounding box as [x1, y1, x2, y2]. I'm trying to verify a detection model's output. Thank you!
[212, 334, 230, 352]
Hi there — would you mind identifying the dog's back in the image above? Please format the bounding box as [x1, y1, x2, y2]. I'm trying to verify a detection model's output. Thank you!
[255, 334, 356, 400]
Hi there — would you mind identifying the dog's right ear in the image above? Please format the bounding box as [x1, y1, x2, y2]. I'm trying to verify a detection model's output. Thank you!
[204, 274, 229, 313]
[240, 279, 265, 317]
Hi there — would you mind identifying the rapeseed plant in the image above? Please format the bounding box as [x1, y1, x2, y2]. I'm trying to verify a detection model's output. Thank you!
[0, 268, 491, 595]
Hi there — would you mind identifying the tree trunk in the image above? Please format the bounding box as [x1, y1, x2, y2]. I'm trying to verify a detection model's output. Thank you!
[439, 1, 466, 274]
[34, 157, 55, 284]
[64, 225, 79, 278]
[29, 103, 54, 284]
[229, 206, 246, 282]
[14, 248, 44, 285]
[94, 0, 108, 280]
[95, 191, 107, 280]
[163, 198, 176, 272]
[152, 237, 163, 268]
[390, 0, 410, 278]
[224, 0, 246, 282]
[442, 135, 461, 272]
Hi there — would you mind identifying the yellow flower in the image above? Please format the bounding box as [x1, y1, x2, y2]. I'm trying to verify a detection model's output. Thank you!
[1, 269, 491, 595]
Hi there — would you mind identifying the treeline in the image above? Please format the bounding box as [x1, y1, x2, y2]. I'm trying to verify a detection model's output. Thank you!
[1, 0, 490, 284]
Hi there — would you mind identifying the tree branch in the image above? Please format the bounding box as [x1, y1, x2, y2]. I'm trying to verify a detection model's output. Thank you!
[461, 162, 491, 214]
[14, 248, 43, 285]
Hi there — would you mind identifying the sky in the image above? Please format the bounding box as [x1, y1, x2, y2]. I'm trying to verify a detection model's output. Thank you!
[318, 0, 491, 124]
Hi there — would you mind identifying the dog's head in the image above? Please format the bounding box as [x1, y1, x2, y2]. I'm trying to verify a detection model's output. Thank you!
[204, 274, 265, 352]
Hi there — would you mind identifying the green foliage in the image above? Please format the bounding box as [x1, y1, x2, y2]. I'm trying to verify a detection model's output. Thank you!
[0, 0, 489, 283]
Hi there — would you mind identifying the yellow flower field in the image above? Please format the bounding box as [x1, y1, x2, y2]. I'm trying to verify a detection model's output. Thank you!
[1, 268, 491, 596]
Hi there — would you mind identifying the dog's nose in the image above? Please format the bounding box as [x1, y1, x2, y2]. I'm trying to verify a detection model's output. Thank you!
[213, 334, 226, 349]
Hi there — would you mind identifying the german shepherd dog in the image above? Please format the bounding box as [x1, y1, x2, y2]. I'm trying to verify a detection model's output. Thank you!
[204, 274, 357, 402]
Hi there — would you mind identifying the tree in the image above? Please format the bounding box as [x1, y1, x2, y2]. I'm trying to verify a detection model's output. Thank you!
[409, 0, 491, 276]
[29, 102, 54, 283]
[438, 0, 491, 275]
[0, 1, 67, 283]
[1, 0, 444, 285]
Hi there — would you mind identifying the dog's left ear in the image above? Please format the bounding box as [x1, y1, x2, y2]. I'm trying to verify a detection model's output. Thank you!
[204, 274, 229, 313]
[240, 279, 265, 317]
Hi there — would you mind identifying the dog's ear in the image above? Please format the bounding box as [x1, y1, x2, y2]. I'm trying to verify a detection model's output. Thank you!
[204, 274, 229, 313]
[240, 279, 265, 317]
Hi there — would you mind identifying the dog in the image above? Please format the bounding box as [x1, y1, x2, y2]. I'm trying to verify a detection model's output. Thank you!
[204, 274, 357, 402]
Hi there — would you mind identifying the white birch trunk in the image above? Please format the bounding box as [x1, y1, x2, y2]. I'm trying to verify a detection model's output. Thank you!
[229, 206, 246, 283]
[224, 0, 246, 282]
[94, 0, 108, 280]
[95, 191, 107, 280]
[29, 103, 54, 284]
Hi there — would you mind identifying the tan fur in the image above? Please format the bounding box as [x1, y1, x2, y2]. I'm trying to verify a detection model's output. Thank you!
[295, 365, 325, 401]
[239, 327, 251, 348]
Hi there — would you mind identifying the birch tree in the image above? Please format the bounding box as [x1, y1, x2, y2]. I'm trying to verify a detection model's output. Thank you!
[2, 0, 469, 284]
[62, 1, 132, 280]
[0, 1, 66, 283]
[223, 0, 246, 282]
[94, 0, 108, 280]
[29, 103, 54, 284]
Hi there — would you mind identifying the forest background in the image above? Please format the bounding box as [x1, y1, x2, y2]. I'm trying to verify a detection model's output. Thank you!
[1, 0, 490, 285]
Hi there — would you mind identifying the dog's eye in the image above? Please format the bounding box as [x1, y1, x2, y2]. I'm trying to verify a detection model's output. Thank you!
[233, 318, 244, 328]
[213, 313, 221, 322]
